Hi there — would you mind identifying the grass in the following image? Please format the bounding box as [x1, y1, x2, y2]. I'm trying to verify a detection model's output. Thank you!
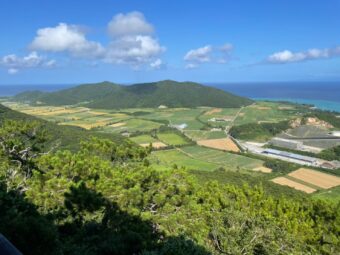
[181, 146, 264, 170]
[100, 118, 163, 133]
[234, 101, 302, 126]
[313, 186, 340, 202]
[149, 149, 219, 171]
[130, 134, 158, 144]
[184, 130, 226, 141]
[157, 132, 188, 145]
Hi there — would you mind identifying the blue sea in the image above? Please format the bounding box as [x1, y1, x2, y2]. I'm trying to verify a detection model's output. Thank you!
[208, 82, 340, 112]
[0, 82, 339, 112]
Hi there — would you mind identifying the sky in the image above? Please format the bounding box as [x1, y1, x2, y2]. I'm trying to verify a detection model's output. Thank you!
[0, 0, 340, 84]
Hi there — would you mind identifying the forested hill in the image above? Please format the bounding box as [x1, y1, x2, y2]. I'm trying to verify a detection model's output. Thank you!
[13, 80, 253, 108]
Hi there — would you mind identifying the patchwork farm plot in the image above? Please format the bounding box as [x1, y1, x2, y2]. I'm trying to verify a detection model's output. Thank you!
[179, 145, 264, 171]
[271, 168, 340, 194]
[197, 137, 240, 152]
[157, 132, 188, 146]
[234, 101, 302, 125]
[5, 100, 340, 200]
[184, 130, 226, 141]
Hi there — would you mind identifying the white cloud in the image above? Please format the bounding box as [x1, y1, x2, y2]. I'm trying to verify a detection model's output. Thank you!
[184, 45, 212, 63]
[105, 35, 165, 66]
[150, 59, 164, 69]
[30, 23, 105, 58]
[0, 51, 56, 74]
[108, 11, 154, 37]
[184, 43, 234, 68]
[267, 46, 340, 64]
[28, 13, 164, 69]
[8, 68, 18, 75]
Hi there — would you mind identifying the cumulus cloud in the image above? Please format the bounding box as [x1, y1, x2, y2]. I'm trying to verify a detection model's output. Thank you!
[184, 45, 212, 63]
[28, 12, 165, 69]
[267, 46, 340, 64]
[105, 35, 165, 66]
[108, 12, 154, 37]
[184, 43, 234, 68]
[30, 23, 105, 58]
[150, 59, 164, 69]
[0, 51, 55, 74]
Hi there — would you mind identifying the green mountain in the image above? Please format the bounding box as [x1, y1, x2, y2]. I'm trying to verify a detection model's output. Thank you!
[13, 80, 253, 108]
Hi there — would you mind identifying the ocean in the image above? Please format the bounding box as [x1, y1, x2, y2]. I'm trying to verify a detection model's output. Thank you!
[0, 82, 339, 112]
[208, 82, 340, 112]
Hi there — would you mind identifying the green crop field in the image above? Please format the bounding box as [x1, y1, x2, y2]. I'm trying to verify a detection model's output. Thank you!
[234, 101, 302, 126]
[100, 118, 163, 133]
[130, 134, 158, 144]
[184, 130, 226, 141]
[181, 146, 264, 170]
[157, 132, 188, 145]
[150, 149, 219, 171]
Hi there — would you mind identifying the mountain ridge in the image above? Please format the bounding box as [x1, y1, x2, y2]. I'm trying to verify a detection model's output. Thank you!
[13, 80, 253, 108]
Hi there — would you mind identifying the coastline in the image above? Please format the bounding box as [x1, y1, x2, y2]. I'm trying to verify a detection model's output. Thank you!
[254, 97, 340, 113]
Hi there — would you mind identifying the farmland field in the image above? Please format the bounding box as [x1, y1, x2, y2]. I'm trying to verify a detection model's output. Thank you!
[197, 137, 240, 152]
[184, 130, 226, 140]
[4, 100, 340, 201]
[180, 145, 264, 170]
[149, 149, 219, 171]
[157, 132, 188, 145]
[130, 134, 158, 144]
[234, 101, 302, 126]
[271, 177, 317, 194]
[288, 168, 340, 189]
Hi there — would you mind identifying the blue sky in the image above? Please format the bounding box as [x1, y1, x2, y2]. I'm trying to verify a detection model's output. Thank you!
[1, 0, 340, 84]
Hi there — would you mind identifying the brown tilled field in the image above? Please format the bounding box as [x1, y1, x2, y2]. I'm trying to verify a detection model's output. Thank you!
[288, 168, 340, 189]
[197, 137, 240, 152]
[271, 177, 316, 194]
[140, 142, 167, 149]
[204, 108, 222, 115]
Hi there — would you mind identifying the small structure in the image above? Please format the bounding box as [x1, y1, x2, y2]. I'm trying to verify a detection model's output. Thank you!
[211, 128, 222, 132]
[329, 131, 340, 137]
[170, 123, 188, 130]
[120, 131, 130, 137]
[158, 105, 168, 109]
[270, 138, 303, 150]
[262, 148, 318, 165]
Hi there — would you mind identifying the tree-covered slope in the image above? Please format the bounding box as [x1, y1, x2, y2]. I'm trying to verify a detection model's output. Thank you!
[0, 104, 126, 151]
[13, 80, 253, 108]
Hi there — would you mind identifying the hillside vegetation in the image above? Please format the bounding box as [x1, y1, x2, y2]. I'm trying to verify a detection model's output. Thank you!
[0, 104, 126, 151]
[13, 80, 253, 108]
[0, 110, 339, 254]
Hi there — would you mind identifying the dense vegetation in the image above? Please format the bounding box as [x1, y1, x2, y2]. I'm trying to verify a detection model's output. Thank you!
[13, 80, 253, 108]
[230, 120, 291, 141]
[1, 117, 340, 254]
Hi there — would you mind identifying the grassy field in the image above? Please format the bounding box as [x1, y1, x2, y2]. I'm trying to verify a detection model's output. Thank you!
[157, 132, 188, 145]
[234, 101, 302, 126]
[184, 130, 226, 141]
[130, 134, 158, 144]
[149, 149, 219, 171]
[181, 146, 264, 170]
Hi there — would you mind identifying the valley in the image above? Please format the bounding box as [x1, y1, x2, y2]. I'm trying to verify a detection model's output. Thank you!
[3, 98, 340, 201]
